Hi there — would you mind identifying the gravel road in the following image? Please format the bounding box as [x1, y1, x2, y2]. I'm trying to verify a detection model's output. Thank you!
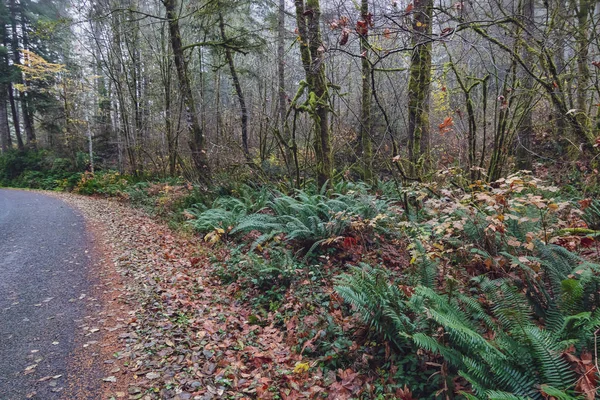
[0, 189, 100, 399]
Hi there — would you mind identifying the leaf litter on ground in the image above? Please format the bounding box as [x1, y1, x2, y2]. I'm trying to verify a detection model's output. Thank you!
[53, 193, 358, 399]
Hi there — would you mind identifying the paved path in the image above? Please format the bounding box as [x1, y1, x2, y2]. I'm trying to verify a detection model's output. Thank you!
[0, 189, 98, 399]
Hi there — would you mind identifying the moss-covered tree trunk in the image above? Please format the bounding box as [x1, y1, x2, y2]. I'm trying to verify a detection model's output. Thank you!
[358, 0, 373, 182]
[163, 0, 210, 183]
[576, 0, 592, 115]
[407, 0, 433, 176]
[294, 0, 332, 188]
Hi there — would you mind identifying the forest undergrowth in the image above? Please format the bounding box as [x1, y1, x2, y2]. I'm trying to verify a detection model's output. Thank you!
[3, 150, 600, 399]
[43, 166, 599, 400]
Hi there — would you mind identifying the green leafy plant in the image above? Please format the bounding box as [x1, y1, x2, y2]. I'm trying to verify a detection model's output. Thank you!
[230, 189, 398, 255]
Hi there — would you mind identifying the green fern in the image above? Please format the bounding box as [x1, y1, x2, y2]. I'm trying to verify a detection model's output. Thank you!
[334, 264, 415, 347]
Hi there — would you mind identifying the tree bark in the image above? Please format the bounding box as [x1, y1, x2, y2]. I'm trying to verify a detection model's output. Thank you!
[163, 0, 210, 183]
[407, 0, 433, 176]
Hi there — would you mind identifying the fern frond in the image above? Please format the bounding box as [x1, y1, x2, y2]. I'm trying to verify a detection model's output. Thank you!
[540, 385, 583, 400]
[523, 326, 575, 389]
[484, 390, 530, 400]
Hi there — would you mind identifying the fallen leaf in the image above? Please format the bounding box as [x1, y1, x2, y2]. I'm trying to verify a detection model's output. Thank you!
[145, 372, 160, 380]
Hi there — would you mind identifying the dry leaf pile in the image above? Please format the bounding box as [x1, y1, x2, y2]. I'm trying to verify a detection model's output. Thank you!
[56, 193, 372, 400]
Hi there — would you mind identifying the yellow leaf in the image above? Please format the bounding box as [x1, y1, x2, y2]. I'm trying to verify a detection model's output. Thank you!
[203, 231, 221, 244]
[293, 362, 310, 374]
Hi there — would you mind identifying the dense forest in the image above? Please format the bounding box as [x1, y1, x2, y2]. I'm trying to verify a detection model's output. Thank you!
[2, 0, 600, 398]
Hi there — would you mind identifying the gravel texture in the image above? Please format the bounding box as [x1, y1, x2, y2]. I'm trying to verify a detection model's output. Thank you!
[0, 189, 102, 399]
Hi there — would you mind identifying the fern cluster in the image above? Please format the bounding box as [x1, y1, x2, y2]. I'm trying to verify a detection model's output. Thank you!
[185, 185, 271, 233]
[230, 189, 397, 254]
[581, 199, 600, 230]
[335, 241, 600, 399]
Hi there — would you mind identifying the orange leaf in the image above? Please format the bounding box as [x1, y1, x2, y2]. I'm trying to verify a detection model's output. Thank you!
[438, 116, 453, 134]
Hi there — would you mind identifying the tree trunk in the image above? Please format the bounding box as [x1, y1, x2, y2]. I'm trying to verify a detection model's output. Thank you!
[294, 0, 332, 188]
[277, 0, 294, 173]
[10, 0, 35, 148]
[160, 21, 177, 177]
[516, 0, 534, 170]
[407, 0, 433, 176]
[0, 19, 13, 152]
[6, 0, 22, 150]
[19, 13, 35, 147]
[218, 12, 250, 159]
[8, 85, 24, 150]
[163, 0, 210, 183]
[0, 86, 9, 152]
[575, 0, 592, 139]
[358, 0, 373, 182]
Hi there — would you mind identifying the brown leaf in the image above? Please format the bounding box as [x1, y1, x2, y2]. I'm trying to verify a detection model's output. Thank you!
[339, 29, 350, 46]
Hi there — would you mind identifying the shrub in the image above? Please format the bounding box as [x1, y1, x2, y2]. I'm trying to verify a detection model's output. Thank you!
[75, 170, 129, 195]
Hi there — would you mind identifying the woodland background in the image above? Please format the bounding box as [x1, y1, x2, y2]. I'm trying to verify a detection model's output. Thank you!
[1, 0, 599, 186]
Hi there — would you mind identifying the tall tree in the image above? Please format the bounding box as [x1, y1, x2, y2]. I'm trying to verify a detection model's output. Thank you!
[162, 0, 210, 182]
[9, 0, 36, 147]
[358, 0, 373, 182]
[276, 0, 293, 173]
[294, 0, 332, 187]
[407, 0, 433, 175]
[218, 12, 250, 158]
[516, 0, 535, 170]
[0, 3, 12, 152]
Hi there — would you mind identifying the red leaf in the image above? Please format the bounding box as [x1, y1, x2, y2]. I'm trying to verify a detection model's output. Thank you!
[580, 237, 595, 248]
[404, 3, 414, 14]
[356, 20, 368, 35]
[342, 236, 358, 249]
[579, 198, 592, 210]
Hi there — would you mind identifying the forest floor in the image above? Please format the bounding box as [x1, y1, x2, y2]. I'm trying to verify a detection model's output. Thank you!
[55, 192, 353, 400]
[51, 175, 600, 400]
